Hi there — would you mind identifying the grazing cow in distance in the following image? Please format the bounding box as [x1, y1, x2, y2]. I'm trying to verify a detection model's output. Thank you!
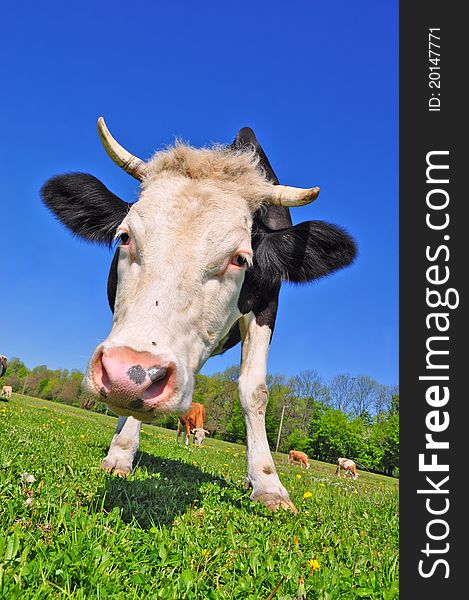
[288, 450, 310, 469]
[335, 457, 359, 480]
[176, 402, 209, 446]
[41, 117, 356, 512]
[0, 356, 7, 378]
[1, 385, 12, 399]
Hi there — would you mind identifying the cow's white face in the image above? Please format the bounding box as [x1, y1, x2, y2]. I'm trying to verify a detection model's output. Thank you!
[83, 174, 254, 420]
[192, 427, 208, 445]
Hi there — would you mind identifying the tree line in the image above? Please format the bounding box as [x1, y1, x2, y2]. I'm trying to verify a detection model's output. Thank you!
[3, 358, 399, 476]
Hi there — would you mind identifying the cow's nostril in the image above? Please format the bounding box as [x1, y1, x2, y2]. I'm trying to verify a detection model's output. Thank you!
[127, 365, 147, 385]
[148, 366, 167, 383]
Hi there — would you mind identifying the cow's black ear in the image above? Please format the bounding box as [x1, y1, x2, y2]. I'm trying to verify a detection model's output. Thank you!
[107, 249, 119, 313]
[255, 221, 357, 284]
[41, 173, 130, 245]
[231, 127, 279, 184]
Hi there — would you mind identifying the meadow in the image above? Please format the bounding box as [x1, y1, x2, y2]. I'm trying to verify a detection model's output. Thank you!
[0, 395, 399, 599]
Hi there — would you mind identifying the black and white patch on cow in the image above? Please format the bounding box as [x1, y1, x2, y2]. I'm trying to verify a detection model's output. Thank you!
[0, 356, 7, 378]
[41, 118, 356, 512]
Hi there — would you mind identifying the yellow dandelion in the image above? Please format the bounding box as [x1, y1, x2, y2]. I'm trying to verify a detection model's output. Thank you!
[294, 536, 299, 545]
[223, 463, 229, 467]
[296, 474, 302, 479]
[80, 434, 85, 440]
[303, 491, 313, 499]
[308, 558, 320, 574]
[201, 548, 210, 559]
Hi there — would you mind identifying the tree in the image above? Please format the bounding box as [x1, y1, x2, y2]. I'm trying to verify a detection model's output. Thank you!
[373, 384, 394, 418]
[308, 408, 349, 462]
[389, 392, 400, 415]
[348, 416, 372, 465]
[289, 369, 329, 429]
[266, 374, 296, 450]
[60, 370, 84, 404]
[284, 429, 310, 453]
[382, 413, 399, 475]
[24, 365, 49, 397]
[289, 369, 323, 400]
[226, 395, 245, 443]
[196, 368, 238, 437]
[350, 375, 380, 417]
[328, 374, 355, 413]
[0, 357, 29, 391]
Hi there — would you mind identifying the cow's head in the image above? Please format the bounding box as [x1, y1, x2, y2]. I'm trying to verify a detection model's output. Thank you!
[192, 427, 210, 445]
[41, 118, 355, 421]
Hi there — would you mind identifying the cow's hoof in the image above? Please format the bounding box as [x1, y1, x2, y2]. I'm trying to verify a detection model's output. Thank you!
[113, 468, 131, 478]
[252, 492, 298, 513]
[101, 458, 132, 477]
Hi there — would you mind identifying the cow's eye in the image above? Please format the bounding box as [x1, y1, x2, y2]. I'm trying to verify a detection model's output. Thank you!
[235, 255, 247, 267]
[119, 232, 130, 246]
[230, 253, 249, 268]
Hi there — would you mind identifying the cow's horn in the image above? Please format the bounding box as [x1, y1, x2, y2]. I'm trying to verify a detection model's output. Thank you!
[268, 185, 320, 207]
[97, 117, 147, 181]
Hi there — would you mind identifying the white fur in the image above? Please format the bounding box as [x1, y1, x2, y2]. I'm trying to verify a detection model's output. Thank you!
[101, 416, 141, 475]
[238, 313, 294, 510]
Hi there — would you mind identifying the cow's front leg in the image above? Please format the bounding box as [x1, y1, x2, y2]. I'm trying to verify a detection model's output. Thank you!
[239, 313, 297, 513]
[101, 416, 141, 476]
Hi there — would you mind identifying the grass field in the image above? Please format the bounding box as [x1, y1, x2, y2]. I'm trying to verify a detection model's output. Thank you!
[0, 395, 399, 599]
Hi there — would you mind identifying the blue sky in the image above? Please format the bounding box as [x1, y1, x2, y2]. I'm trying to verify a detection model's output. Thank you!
[0, 1, 398, 386]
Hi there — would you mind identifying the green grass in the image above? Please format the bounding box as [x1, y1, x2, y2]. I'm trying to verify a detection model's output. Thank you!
[0, 395, 399, 599]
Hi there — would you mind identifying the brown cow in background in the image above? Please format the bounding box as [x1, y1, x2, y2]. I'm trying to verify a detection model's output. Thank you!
[177, 402, 209, 446]
[288, 450, 310, 469]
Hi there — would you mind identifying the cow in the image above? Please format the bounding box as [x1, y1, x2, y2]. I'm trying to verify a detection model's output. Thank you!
[1, 385, 12, 399]
[176, 402, 209, 446]
[288, 450, 310, 469]
[41, 117, 356, 511]
[335, 457, 359, 480]
[0, 355, 7, 378]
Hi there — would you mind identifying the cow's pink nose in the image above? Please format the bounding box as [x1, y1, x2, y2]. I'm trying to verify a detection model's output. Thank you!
[92, 346, 175, 410]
